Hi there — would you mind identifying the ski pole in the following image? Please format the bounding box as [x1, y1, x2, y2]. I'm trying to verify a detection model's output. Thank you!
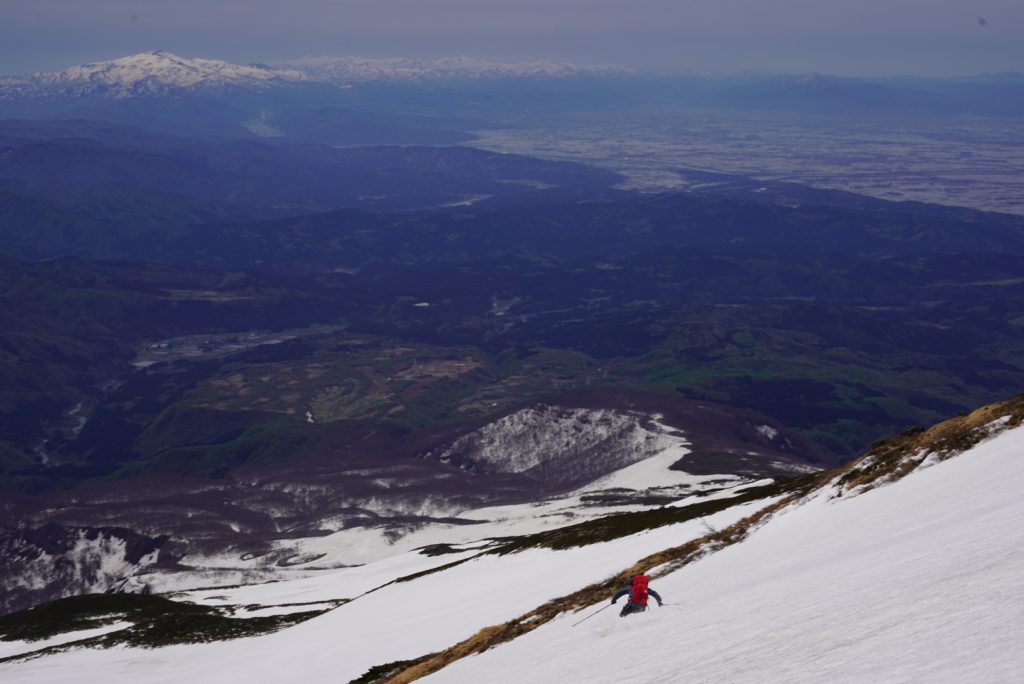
[571, 603, 612, 627]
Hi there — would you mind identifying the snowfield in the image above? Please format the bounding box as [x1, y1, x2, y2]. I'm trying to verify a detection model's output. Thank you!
[427, 425, 1024, 683]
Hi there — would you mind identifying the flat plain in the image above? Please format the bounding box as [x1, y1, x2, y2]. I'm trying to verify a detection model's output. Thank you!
[472, 110, 1024, 215]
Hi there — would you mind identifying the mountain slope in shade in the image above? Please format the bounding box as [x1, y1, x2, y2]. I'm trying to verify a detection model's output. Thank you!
[0, 525, 168, 616]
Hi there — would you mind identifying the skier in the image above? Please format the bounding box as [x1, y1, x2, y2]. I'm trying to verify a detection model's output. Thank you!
[610, 574, 663, 617]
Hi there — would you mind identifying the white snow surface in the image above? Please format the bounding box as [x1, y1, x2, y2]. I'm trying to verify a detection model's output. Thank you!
[171, 545, 485, 608]
[0, 623, 132, 660]
[199, 470, 744, 595]
[427, 425, 1024, 684]
[433, 406, 678, 477]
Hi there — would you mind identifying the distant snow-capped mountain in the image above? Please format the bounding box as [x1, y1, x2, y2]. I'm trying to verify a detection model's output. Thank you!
[0, 52, 629, 101]
[7, 51, 305, 98]
[279, 55, 632, 83]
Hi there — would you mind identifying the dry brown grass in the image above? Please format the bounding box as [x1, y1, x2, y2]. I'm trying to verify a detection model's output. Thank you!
[836, 395, 1024, 494]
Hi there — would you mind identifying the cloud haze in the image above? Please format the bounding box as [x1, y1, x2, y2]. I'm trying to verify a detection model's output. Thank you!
[1, 0, 1021, 76]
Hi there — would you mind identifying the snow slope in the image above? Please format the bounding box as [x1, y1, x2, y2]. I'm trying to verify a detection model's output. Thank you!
[427, 424, 1024, 683]
[0, 493, 770, 682]
[428, 406, 674, 480]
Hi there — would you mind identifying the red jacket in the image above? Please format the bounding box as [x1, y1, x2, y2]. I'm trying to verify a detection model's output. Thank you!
[611, 574, 663, 606]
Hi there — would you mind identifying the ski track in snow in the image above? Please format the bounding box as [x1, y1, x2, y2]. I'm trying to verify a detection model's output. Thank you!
[0, 623, 132, 661]
[171, 546, 484, 608]
[426, 426, 1024, 684]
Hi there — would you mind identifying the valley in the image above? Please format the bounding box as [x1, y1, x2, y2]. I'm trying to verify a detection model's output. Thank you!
[133, 324, 347, 368]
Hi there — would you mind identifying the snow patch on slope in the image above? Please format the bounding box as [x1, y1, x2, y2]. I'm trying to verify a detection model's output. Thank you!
[427, 405, 680, 486]
[0, 622, 133, 661]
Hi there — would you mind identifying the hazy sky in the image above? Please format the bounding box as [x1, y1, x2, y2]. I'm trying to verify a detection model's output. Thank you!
[1, 0, 1022, 77]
